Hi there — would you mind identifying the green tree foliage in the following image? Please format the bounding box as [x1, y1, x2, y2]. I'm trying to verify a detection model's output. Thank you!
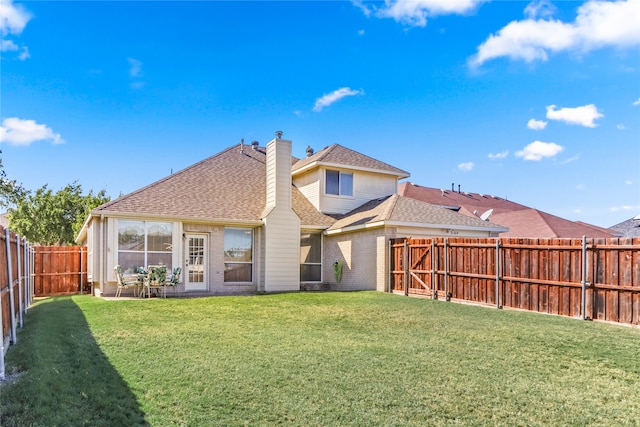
[0, 150, 27, 209]
[8, 182, 110, 245]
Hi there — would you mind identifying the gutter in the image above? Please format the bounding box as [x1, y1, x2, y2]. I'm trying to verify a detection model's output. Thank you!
[325, 220, 508, 236]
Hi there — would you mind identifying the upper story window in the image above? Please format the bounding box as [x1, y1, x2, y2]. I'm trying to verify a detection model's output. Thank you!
[326, 170, 353, 197]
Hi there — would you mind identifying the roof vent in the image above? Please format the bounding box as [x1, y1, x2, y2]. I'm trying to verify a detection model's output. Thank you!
[275, 130, 283, 139]
[240, 138, 245, 153]
[251, 140, 259, 150]
[306, 145, 314, 157]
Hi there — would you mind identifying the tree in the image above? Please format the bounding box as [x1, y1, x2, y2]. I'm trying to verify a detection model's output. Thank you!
[0, 149, 27, 209]
[8, 182, 110, 245]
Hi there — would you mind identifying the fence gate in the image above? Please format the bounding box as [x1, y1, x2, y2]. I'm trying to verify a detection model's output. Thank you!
[391, 238, 438, 298]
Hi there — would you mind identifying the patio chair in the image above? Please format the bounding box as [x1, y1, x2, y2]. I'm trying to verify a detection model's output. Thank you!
[114, 265, 139, 297]
[165, 267, 182, 295]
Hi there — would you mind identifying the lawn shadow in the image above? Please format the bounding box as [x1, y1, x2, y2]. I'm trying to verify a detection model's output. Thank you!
[1, 297, 149, 426]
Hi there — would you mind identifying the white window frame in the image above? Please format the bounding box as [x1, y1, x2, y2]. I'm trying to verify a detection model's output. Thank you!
[116, 220, 174, 274]
[223, 227, 254, 283]
[300, 232, 322, 283]
[325, 169, 353, 197]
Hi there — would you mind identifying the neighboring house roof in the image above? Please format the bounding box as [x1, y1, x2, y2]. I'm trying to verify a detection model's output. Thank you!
[0, 212, 8, 228]
[292, 144, 410, 178]
[609, 214, 640, 238]
[327, 194, 508, 234]
[92, 144, 335, 227]
[398, 182, 616, 238]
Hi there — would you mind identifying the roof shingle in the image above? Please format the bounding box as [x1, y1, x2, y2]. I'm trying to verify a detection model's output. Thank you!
[292, 144, 410, 177]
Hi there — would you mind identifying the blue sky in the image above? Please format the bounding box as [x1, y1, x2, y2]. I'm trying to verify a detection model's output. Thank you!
[1, 0, 638, 228]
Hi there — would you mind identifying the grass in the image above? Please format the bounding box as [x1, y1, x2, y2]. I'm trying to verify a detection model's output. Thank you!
[1, 292, 639, 426]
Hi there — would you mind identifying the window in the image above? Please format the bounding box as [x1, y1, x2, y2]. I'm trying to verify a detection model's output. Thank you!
[326, 170, 353, 197]
[300, 232, 322, 282]
[224, 227, 253, 282]
[118, 220, 173, 274]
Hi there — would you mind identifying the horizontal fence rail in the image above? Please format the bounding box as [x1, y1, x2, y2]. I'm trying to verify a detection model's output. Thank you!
[390, 237, 640, 326]
[1, 225, 33, 380]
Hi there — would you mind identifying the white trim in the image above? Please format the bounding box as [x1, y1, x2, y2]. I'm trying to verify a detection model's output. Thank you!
[92, 210, 263, 226]
[325, 220, 508, 236]
[293, 161, 410, 179]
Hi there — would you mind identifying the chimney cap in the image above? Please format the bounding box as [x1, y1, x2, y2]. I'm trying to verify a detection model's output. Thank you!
[275, 130, 283, 139]
[251, 140, 259, 150]
[306, 145, 314, 157]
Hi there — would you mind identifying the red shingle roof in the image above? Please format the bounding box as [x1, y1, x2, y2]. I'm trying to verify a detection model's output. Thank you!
[399, 182, 616, 238]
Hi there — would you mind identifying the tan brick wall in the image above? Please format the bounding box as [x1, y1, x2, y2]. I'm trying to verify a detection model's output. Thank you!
[324, 227, 397, 291]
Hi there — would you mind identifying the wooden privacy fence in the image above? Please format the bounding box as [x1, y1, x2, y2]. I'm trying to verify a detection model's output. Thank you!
[33, 246, 89, 296]
[390, 237, 640, 325]
[1, 225, 33, 380]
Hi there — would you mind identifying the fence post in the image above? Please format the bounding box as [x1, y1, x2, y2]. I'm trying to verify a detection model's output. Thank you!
[431, 239, 436, 299]
[403, 239, 409, 296]
[387, 239, 391, 293]
[4, 228, 17, 345]
[23, 238, 30, 310]
[0, 232, 4, 381]
[495, 238, 501, 309]
[16, 234, 23, 328]
[581, 236, 587, 320]
[444, 238, 449, 300]
[79, 247, 84, 294]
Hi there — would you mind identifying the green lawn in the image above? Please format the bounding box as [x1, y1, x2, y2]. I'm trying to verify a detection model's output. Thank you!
[1, 292, 639, 426]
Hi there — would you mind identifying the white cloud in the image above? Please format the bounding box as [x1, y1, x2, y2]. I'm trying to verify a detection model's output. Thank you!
[488, 150, 509, 159]
[617, 123, 626, 130]
[524, 0, 557, 19]
[0, 0, 31, 60]
[515, 140, 564, 161]
[470, 0, 640, 67]
[358, 29, 365, 36]
[0, 0, 30, 35]
[633, 98, 640, 106]
[457, 162, 474, 171]
[527, 118, 547, 130]
[0, 117, 64, 146]
[128, 57, 143, 78]
[625, 180, 633, 185]
[561, 154, 580, 164]
[313, 87, 363, 112]
[610, 205, 638, 212]
[357, 0, 486, 27]
[546, 104, 603, 127]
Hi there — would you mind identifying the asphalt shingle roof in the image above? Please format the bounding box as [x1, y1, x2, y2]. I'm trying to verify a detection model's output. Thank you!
[93, 144, 335, 226]
[292, 144, 410, 177]
[328, 194, 507, 232]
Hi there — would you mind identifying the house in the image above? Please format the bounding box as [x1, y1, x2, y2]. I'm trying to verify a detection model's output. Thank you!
[609, 214, 640, 238]
[398, 182, 617, 238]
[77, 132, 507, 297]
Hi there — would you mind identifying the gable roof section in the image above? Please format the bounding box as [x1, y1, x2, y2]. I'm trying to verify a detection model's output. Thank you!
[92, 144, 335, 227]
[292, 144, 410, 178]
[609, 214, 640, 238]
[327, 194, 507, 234]
[399, 182, 615, 238]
